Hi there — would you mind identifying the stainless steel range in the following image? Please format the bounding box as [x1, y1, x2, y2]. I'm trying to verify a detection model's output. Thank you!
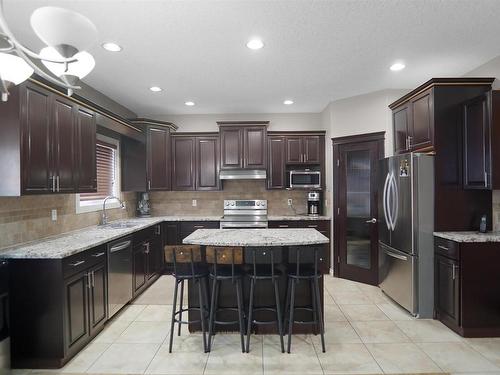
[220, 199, 268, 229]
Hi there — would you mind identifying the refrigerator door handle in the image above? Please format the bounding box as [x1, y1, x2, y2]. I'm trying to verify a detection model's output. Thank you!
[382, 172, 391, 230]
[384, 248, 408, 261]
[388, 172, 398, 231]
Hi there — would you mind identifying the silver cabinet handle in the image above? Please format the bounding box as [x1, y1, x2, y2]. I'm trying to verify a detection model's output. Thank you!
[57, 176, 60, 192]
[92, 270, 95, 287]
[69, 260, 85, 267]
[193, 225, 204, 229]
[484, 171, 488, 188]
[87, 272, 91, 289]
[110, 240, 131, 253]
[155, 225, 161, 235]
[437, 245, 449, 251]
[365, 218, 377, 224]
[143, 242, 150, 254]
[91, 252, 105, 258]
[148, 180, 151, 190]
[307, 224, 318, 228]
[278, 224, 289, 228]
[452, 264, 457, 280]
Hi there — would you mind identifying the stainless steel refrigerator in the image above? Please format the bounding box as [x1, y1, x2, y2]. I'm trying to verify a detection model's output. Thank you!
[378, 153, 434, 318]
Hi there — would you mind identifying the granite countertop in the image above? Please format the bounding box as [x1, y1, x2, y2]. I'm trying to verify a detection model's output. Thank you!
[268, 215, 331, 221]
[0, 214, 330, 260]
[434, 231, 500, 243]
[183, 228, 329, 247]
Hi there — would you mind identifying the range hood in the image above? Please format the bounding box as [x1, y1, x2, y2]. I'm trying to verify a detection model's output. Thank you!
[219, 169, 267, 180]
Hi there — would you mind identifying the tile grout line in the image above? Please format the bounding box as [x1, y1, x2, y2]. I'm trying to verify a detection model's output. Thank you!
[310, 334, 326, 375]
[345, 318, 385, 374]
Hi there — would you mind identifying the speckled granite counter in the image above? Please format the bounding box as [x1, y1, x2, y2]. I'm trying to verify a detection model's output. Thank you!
[434, 231, 500, 243]
[183, 228, 329, 247]
[0, 216, 220, 259]
[268, 215, 330, 221]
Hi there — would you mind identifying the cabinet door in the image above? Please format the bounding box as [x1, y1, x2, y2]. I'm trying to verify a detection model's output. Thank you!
[393, 104, 410, 155]
[303, 136, 321, 163]
[76, 108, 97, 192]
[148, 236, 163, 279]
[267, 136, 286, 189]
[88, 262, 107, 335]
[147, 127, 170, 191]
[53, 97, 76, 192]
[133, 244, 147, 294]
[172, 136, 195, 191]
[463, 93, 491, 189]
[286, 137, 302, 164]
[21, 84, 52, 193]
[410, 89, 433, 151]
[196, 136, 220, 190]
[220, 127, 243, 169]
[243, 126, 266, 169]
[64, 271, 89, 352]
[435, 255, 460, 326]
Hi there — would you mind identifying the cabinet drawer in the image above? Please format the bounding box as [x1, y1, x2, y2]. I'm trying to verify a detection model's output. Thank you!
[434, 237, 460, 260]
[268, 221, 298, 229]
[296, 220, 330, 233]
[63, 245, 107, 279]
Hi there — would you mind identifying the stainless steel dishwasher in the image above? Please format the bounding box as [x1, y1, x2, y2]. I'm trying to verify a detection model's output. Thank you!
[107, 237, 133, 318]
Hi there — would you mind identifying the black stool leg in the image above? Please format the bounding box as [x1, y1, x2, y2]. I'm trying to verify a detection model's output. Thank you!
[313, 277, 326, 353]
[284, 278, 291, 329]
[236, 279, 245, 353]
[310, 279, 318, 335]
[197, 278, 208, 353]
[287, 278, 296, 353]
[273, 279, 285, 353]
[245, 278, 255, 353]
[208, 279, 220, 351]
[168, 278, 179, 353]
[178, 279, 185, 336]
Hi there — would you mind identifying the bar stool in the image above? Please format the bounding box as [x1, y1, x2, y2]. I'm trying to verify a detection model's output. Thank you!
[245, 246, 285, 353]
[206, 246, 246, 353]
[284, 245, 325, 353]
[164, 245, 210, 353]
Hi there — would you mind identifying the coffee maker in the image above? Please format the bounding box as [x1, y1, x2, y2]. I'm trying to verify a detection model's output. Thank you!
[136, 192, 151, 217]
[307, 191, 321, 216]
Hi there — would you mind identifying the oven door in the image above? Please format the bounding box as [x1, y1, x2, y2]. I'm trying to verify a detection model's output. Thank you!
[289, 171, 321, 189]
[220, 222, 268, 229]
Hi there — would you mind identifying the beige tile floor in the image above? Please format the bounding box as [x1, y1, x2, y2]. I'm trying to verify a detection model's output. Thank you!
[9, 275, 500, 375]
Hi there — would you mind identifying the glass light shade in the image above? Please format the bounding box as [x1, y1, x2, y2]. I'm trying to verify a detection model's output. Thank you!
[40, 47, 95, 79]
[30, 7, 98, 54]
[0, 53, 34, 85]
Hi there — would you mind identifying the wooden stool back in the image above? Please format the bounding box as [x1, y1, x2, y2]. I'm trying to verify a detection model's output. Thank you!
[206, 246, 243, 282]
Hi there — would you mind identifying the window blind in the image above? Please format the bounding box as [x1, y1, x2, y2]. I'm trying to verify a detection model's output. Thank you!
[80, 141, 117, 202]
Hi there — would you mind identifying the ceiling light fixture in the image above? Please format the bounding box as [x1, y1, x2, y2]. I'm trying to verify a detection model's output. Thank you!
[185, 101, 195, 106]
[246, 38, 264, 50]
[0, 3, 98, 101]
[283, 100, 294, 105]
[390, 62, 406, 71]
[102, 42, 122, 52]
[149, 86, 162, 92]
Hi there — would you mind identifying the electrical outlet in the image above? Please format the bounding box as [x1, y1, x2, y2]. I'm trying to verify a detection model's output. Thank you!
[51, 209, 57, 222]
[287, 199, 293, 206]
[192, 199, 197, 207]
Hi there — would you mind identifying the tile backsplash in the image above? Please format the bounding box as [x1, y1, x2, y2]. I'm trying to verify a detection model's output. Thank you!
[0, 181, 313, 249]
[150, 180, 310, 217]
[0, 192, 136, 249]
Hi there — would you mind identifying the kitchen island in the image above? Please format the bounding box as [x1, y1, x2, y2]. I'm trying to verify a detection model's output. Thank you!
[183, 228, 329, 334]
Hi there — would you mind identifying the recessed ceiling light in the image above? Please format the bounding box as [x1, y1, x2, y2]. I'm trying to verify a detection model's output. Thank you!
[283, 100, 294, 105]
[149, 86, 162, 92]
[185, 101, 195, 106]
[246, 38, 264, 50]
[102, 42, 122, 52]
[390, 62, 405, 71]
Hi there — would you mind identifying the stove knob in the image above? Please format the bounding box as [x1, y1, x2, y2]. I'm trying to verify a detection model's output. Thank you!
[225, 202, 230, 206]
[231, 202, 235, 206]
[256, 201, 260, 206]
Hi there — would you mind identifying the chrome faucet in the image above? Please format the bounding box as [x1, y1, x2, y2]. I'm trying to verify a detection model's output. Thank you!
[100, 196, 125, 225]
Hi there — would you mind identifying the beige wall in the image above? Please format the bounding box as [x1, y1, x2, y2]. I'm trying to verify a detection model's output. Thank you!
[0, 192, 136, 249]
[152, 113, 322, 132]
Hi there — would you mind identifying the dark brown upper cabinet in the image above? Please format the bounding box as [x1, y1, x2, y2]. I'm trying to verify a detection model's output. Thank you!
[392, 103, 410, 154]
[0, 81, 97, 196]
[218, 122, 268, 170]
[147, 126, 171, 191]
[171, 134, 220, 191]
[196, 136, 220, 190]
[267, 136, 286, 189]
[75, 107, 97, 192]
[285, 135, 322, 164]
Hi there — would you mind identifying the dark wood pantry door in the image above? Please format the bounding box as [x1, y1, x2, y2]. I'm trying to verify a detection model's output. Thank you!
[333, 132, 384, 285]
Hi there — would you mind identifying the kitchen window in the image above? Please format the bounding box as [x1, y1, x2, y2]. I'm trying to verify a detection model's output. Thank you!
[76, 135, 122, 213]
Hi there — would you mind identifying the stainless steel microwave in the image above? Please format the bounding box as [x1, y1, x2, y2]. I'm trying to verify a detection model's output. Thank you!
[289, 170, 321, 189]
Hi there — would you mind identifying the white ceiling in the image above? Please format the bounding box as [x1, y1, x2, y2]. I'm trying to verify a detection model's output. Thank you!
[5, 0, 500, 115]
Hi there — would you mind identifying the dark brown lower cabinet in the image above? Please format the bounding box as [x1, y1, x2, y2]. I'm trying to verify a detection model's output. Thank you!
[434, 236, 500, 337]
[9, 245, 107, 369]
